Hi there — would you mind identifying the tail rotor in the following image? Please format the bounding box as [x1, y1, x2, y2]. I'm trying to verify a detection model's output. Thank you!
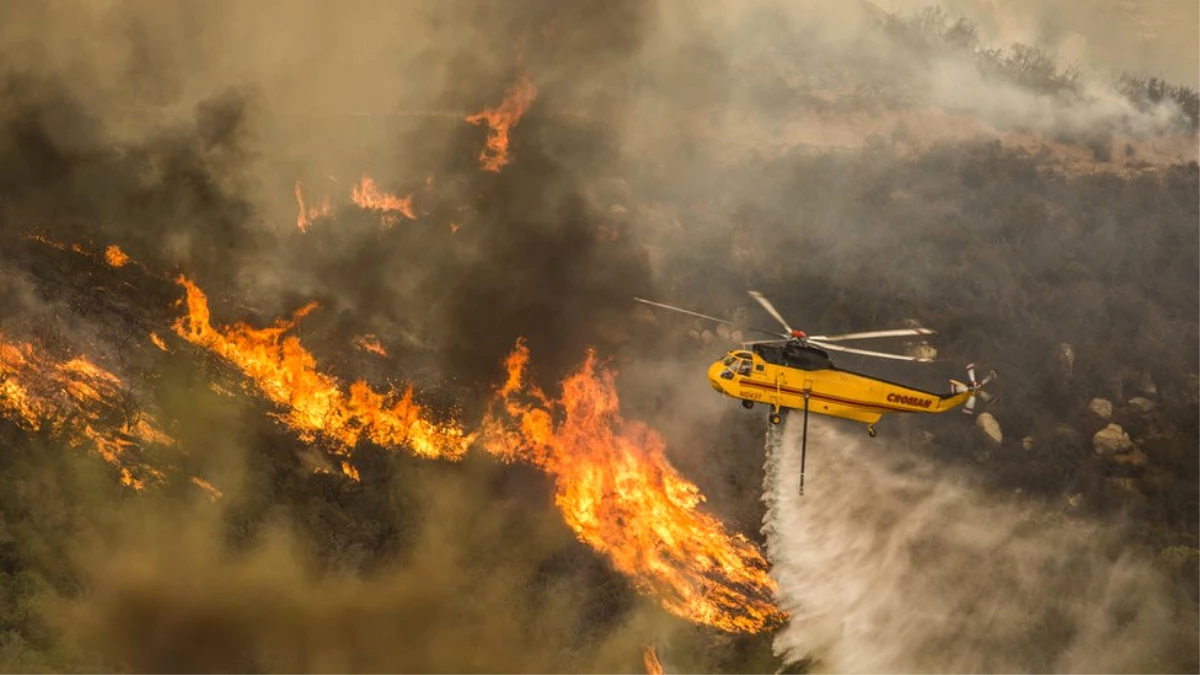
[949, 363, 997, 415]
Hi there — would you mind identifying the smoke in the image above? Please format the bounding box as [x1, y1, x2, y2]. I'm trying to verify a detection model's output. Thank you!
[1, 409, 683, 673]
[0, 0, 1196, 671]
[762, 414, 1198, 673]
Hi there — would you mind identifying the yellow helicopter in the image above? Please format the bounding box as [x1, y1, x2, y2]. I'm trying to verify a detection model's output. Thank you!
[635, 291, 995, 491]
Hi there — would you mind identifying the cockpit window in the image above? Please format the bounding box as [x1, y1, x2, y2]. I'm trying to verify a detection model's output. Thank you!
[737, 360, 752, 376]
[723, 355, 737, 367]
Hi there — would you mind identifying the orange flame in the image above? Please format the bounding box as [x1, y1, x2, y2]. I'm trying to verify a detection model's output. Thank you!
[0, 335, 171, 490]
[351, 176, 415, 225]
[189, 476, 224, 502]
[465, 73, 538, 172]
[104, 245, 131, 267]
[149, 332, 169, 352]
[171, 277, 473, 465]
[483, 340, 783, 633]
[168, 281, 779, 630]
[643, 644, 664, 675]
[295, 181, 333, 232]
[354, 334, 388, 357]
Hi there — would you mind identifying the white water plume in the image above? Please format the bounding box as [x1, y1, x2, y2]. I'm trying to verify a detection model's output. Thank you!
[761, 413, 1195, 673]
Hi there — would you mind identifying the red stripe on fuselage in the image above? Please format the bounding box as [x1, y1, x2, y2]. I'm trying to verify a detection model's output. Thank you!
[736, 378, 925, 413]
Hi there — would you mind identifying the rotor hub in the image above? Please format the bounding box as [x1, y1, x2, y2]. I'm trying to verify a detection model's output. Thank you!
[790, 329, 807, 340]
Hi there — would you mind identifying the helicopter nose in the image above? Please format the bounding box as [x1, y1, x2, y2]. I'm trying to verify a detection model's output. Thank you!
[707, 361, 727, 392]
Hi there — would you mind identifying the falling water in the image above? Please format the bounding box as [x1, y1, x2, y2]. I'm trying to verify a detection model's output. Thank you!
[760, 415, 1195, 673]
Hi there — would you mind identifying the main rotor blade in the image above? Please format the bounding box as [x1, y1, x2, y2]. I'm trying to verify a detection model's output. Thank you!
[809, 340, 933, 363]
[808, 328, 935, 342]
[634, 298, 783, 338]
[747, 290, 794, 334]
[634, 297, 735, 325]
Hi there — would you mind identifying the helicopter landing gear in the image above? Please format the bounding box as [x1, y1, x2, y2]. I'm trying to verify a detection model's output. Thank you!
[867, 424, 877, 438]
[769, 412, 783, 425]
[742, 399, 755, 409]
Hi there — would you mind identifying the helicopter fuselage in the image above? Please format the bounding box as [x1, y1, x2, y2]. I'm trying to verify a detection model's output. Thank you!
[707, 344, 971, 430]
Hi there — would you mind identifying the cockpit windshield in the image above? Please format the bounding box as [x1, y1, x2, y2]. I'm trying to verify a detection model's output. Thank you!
[719, 354, 753, 379]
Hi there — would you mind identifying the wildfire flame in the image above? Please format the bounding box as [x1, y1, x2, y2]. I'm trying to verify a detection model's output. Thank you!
[294, 181, 333, 232]
[643, 644, 665, 675]
[354, 334, 388, 357]
[172, 277, 473, 465]
[483, 340, 783, 633]
[104, 245, 131, 267]
[0, 335, 172, 490]
[168, 281, 780, 632]
[465, 73, 538, 172]
[351, 175, 415, 225]
[149, 332, 169, 352]
[189, 476, 224, 502]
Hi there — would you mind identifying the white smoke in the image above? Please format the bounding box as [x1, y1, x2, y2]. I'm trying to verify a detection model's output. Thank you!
[761, 413, 1195, 673]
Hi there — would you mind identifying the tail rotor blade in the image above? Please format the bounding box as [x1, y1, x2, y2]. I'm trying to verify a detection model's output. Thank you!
[964, 395, 976, 414]
[966, 363, 977, 384]
[747, 290, 794, 334]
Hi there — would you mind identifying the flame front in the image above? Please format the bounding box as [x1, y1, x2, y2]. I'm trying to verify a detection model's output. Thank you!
[351, 175, 415, 224]
[354, 334, 388, 357]
[104, 245, 131, 267]
[294, 181, 333, 232]
[172, 277, 472, 464]
[0, 336, 171, 490]
[465, 73, 538, 172]
[643, 644, 664, 675]
[169, 281, 780, 631]
[484, 340, 783, 633]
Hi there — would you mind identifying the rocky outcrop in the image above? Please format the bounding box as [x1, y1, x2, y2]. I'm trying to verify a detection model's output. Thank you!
[976, 412, 1002, 444]
[1089, 398, 1113, 419]
[1128, 396, 1155, 414]
[1092, 423, 1134, 456]
[1112, 447, 1149, 468]
[910, 342, 938, 361]
[1057, 342, 1075, 377]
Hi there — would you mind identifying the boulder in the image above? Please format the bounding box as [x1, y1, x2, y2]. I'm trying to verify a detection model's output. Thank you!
[1088, 398, 1113, 420]
[1137, 372, 1157, 397]
[1111, 447, 1149, 468]
[631, 304, 657, 324]
[1058, 342, 1075, 376]
[731, 330, 744, 343]
[716, 324, 731, 342]
[910, 342, 938, 361]
[700, 329, 715, 345]
[688, 329, 701, 341]
[976, 412, 1002, 444]
[1107, 477, 1138, 493]
[1128, 397, 1155, 414]
[1092, 423, 1133, 456]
